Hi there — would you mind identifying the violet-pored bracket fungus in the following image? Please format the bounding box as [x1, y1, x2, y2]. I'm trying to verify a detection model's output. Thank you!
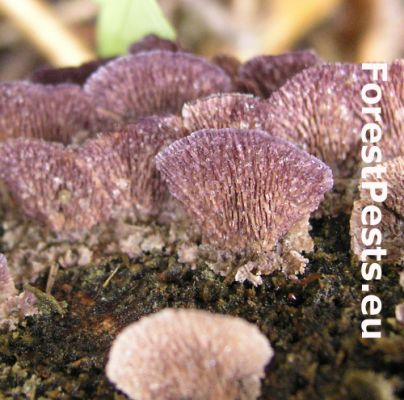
[181, 93, 272, 133]
[267, 61, 403, 214]
[106, 308, 273, 400]
[236, 49, 321, 98]
[266, 61, 404, 215]
[0, 138, 116, 233]
[350, 156, 404, 265]
[0, 81, 95, 144]
[84, 50, 232, 128]
[0, 113, 187, 233]
[156, 129, 333, 281]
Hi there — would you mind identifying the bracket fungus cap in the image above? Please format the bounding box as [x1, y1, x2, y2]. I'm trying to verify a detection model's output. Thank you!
[106, 308, 273, 400]
[236, 49, 321, 98]
[156, 129, 333, 277]
[0, 81, 95, 144]
[182, 93, 271, 133]
[84, 50, 232, 127]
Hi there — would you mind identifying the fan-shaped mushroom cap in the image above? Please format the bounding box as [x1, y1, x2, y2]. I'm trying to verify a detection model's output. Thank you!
[0, 139, 114, 232]
[0, 82, 95, 144]
[106, 308, 273, 400]
[236, 49, 321, 98]
[350, 156, 404, 265]
[268, 61, 404, 177]
[84, 51, 232, 127]
[157, 128, 333, 252]
[182, 93, 271, 133]
[156, 129, 333, 277]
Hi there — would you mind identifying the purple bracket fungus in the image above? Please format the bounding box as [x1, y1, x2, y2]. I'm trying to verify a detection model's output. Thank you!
[0, 114, 186, 233]
[83, 50, 232, 127]
[156, 129, 333, 281]
[267, 61, 403, 181]
[0, 81, 95, 144]
[350, 156, 404, 265]
[182, 93, 272, 133]
[265, 62, 403, 215]
[0, 254, 37, 331]
[236, 49, 321, 98]
[0, 139, 115, 233]
[106, 308, 273, 400]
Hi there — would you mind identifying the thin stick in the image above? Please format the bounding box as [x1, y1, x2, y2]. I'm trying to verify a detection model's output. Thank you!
[0, 0, 95, 66]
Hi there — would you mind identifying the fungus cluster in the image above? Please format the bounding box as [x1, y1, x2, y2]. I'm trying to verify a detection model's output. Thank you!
[0, 33, 402, 289]
[106, 308, 273, 400]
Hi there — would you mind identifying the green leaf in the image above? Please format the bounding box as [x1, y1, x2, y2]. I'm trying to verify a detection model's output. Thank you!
[95, 0, 176, 57]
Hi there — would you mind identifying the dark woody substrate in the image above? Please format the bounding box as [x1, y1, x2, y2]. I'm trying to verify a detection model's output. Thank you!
[0, 215, 403, 400]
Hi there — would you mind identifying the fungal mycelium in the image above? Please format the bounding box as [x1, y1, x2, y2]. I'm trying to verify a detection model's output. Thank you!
[106, 308, 273, 400]
[156, 129, 333, 283]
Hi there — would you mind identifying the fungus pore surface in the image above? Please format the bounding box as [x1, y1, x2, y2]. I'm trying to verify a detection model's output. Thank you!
[106, 308, 273, 400]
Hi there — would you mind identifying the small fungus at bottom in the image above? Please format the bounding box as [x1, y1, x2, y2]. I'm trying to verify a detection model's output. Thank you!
[106, 308, 273, 400]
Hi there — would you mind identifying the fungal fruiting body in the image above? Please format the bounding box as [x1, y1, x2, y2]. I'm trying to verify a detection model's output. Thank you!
[0, 114, 185, 233]
[156, 129, 333, 282]
[236, 49, 321, 98]
[266, 61, 404, 215]
[106, 308, 273, 400]
[181, 93, 271, 133]
[0, 254, 37, 331]
[0, 81, 95, 144]
[84, 50, 232, 128]
[350, 156, 404, 265]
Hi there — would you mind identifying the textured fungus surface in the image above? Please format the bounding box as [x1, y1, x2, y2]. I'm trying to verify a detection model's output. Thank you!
[267, 63, 366, 178]
[84, 51, 232, 127]
[0, 82, 95, 144]
[156, 129, 333, 277]
[0, 139, 113, 233]
[267, 61, 404, 177]
[236, 50, 321, 98]
[350, 156, 404, 265]
[182, 93, 271, 132]
[0, 114, 186, 233]
[107, 308, 273, 400]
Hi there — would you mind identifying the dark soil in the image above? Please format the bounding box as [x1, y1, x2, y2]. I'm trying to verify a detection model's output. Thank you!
[0, 215, 403, 400]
